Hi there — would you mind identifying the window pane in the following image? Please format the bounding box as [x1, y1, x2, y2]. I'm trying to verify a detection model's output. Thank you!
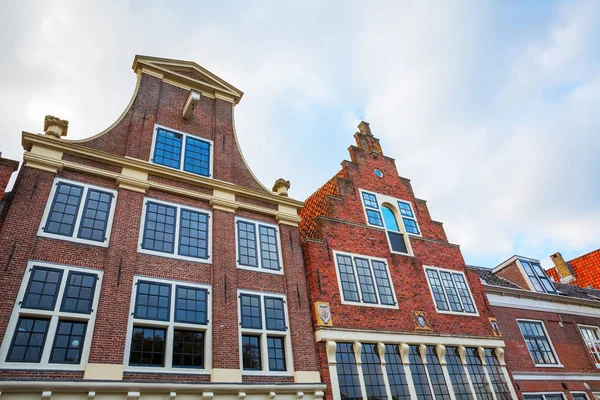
[264, 297, 286, 331]
[372, 260, 395, 305]
[354, 258, 377, 304]
[134, 281, 171, 321]
[384, 344, 411, 400]
[440, 271, 463, 312]
[77, 189, 112, 242]
[580, 327, 600, 364]
[425, 346, 450, 398]
[361, 343, 387, 400]
[336, 254, 360, 302]
[178, 209, 209, 259]
[484, 348, 512, 400]
[532, 262, 556, 294]
[242, 335, 261, 370]
[153, 128, 182, 169]
[22, 266, 63, 311]
[172, 330, 204, 368]
[362, 192, 379, 209]
[382, 206, 400, 231]
[7, 318, 49, 363]
[240, 294, 262, 329]
[44, 182, 83, 237]
[446, 347, 475, 400]
[388, 231, 408, 253]
[50, 321, 87, 364]
[142, 202, 176, 254]
[572, 395, 588, 400]
[366, 209, 384, 226]
[259, 225, 280, 270]
[518, 321, 558, 365]
[129, 326, 165, 366]
[267, 336, 286, 371]
[183, 136, 211, 177]
[61, 271, 97, 314]
[426, 269, 450, 311]
[336, 343, 362, 400]
[408, 345, 433, 399]
[175, 286, 208, 324]
[465, 347, 493, 400]
[397, 201, 414, 217]
[453, 273, 476, 313]
[237, 221, 258, 267]
[402, 217, 420, 234]
[521, 260, 545, 293]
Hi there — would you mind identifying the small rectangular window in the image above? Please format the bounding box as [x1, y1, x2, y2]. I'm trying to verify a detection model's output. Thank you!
[129, 327, 166, 366]
[44, 182, 84, 237]
[425, 267, 477, 315]
[174, 286, 208, 325]
[151, 126, 212, 177]
[259, 226, 280, 270]
[78, 189, 113, 242]
[172, 330, 204, 368]
[264, 297, 286, 331]
[571, 394, 589, 400]
[178, 209, 209, 259]
[153, 128, 182, 169]
[7, 318, 50, 363]
[22, 267, 63, 311]
[60, 271, 97, 314]
[518, 320, 559, 365]
[336, 254, 360, 302]
[183, 136, 211, 177]
[267, 336, 286, 371]
[242, 335, 262, 370]
[236, 218, 282, 273]
[141, 202, 177, 254]
[134, 281, 171, 321]
[237, 221, 258, 267]
[240, 294, 262, 329]
[362, 192, 379, 209]
[579, 326, 600, 366]
[398, 201, 420, 235]
[49, 321, 87, 364]
[520, 260, 556, 294]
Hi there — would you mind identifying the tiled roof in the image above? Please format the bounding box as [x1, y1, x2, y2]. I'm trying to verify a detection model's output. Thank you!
[298, 170, 344, 242]
[546, 249, 600, 291]
[467, 266, 522, 290]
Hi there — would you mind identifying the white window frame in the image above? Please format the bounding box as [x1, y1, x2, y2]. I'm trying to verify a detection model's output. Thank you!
[138, 197, 213, 264]
[516, 319, 563, 368]
[149, 124, 214, 178]
[123, 275, 212, 374]
[517, 258, 557, 295]
[38, 177, 118, 247]
[578, 324, 600, 368]
[571, 392, 590, 400]
[423, 265, 479, 316]
[333, 250, 399, 309]
[238, 290, 294, 376]
[592, 392, 600, 400]
[0, 261, 103, 371]
[235, 217, 284, 275]
[522, 393, 566, 400]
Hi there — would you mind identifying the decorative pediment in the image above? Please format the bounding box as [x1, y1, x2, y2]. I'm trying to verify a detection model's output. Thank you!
[132, 55, 244, 104]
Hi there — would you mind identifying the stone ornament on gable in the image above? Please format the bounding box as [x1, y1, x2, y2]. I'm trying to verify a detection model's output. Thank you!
[44, 115, 69, 138]
[272, 178, 291, 197]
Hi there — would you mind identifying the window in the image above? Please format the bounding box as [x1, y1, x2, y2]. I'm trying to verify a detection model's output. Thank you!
[336, 343, 362, 400]
[425, 346, 450, 398]
[446, 347, 475, 400]
[398, 201, 420, 235]
[151, 126, 212, 178]
[520, 259, 556, 294]
[236, 218, 282, 273]
[39, 178, 117, 247]
[483, 348, 512, 400]
[374, 169, 384, 178]
[424, 266, 478, 315]
[517, 320, 560, 366]
[384, 345, 411, 400]
[408, 345, 433, 399]
[571, 393, 589, 400]
[361, 343, 387, 400]
[334, 252, 397, 308]
[579, 325, 600, 367]
[0, 262, 102, 369]
[238, 291, 291, 374]
[523, 395, 565, 400]
[139, 199, 211, 263]
[125, 277, 211, 372]
[382, 206, 409, 254]
[465, 347, 493, 400]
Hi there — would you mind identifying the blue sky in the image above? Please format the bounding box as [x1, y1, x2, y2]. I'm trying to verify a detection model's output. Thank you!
[1, 1, 599, 269]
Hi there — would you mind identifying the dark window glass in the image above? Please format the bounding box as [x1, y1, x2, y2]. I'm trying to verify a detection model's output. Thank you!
[172, 330, 204, 368]
[453, 273, 476, 313]
[384, 344, 411, 400]
[7, 318, 49, 363]
[571, 395, 588, 400]
[44, 182, 83, 237]
[397, 201, 414, 217]
[408, 345, 433, 399]
[440, 271, 463, 312]
[402, 217, 420, 234]
[142, 202, 176, 254]
[77, 189, 112, 242]
[267, 336, 286, 371]
[22, 267, 63, 311]
[532, 262, 557, 294]
[545, 396, 566, 400]
[238, 221, 258, 267]
[361, 343, 387, 400]
[242, 335, 261, 370]
[362, 192, 379, 209]
[446, 347, 475, 400]
[134, 281, 171, 321]
[366, 209, 384, 226]
[372, 260, 395, 305]
[465, 347, 493, 400]
[129, 327, 165, 366]
[264, 297, 285, 331]
[484, 348, 512, 400]
[49, 321, 86, 364]
[175, 286, 208, 324]
[336, 342, 362, 400]
[518, 321, 558, 365]
[336, 255, 360, 302]
[425, 346, 450, 398]
[153, 128, 182, 169]
[387, 231, 408, 253]
[61, 271, 96, 314]
[183, 136, 211, 177]
[355, 258, 377, 304]
[426, 269, 449, 311]
[178, 209, 209, 259]
[259, 225, 280, 270]
[521, 260, 556, 294]
[523, 397, 544, 400]
[240, 294, 262, 329]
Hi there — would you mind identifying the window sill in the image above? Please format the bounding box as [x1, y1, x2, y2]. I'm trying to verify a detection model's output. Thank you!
[434, 309, 480, 317]
[138, 248, 212, 264]
[236, 264, 284, 275]
[242, 370, 294, 377]
[124, 366, 210, 375]
[390, 250, 414, 257]
[0, 363, 84, 371]
[532, 363, 564, 368]
[37, 232, 109, 248]
[340, 300, 399, 310]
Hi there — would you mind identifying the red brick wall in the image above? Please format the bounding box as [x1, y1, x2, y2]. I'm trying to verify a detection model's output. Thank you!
[0, 163, 17, 199]
[496, 260, 530, 290]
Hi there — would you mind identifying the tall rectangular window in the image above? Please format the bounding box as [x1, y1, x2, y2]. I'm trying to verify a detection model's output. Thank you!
[408, 345, 433, 399]
[520, 259, 557, 294]
[425, 346, 450, 398]
[398, 200, 420, 235]
[484, 348, 512, 400]
[39, 178, 117, 246]
[334, 252, 397, 307]
[465, 347, 494, 400]
[579, 325, 600, 367]
[518, 320, 559, 365]
[425, 267, 477, 315]
[446, 347, 475, 400]
[361, 192, 383, 227]
[151, 126, 212, 178]
[384, 345, 411, 400]
[236, 218, 282, 273]
[361, 344, 387, 400]
[139, 199, 211, 263]
[336, 342, 363, 400]
[0, 262, 102, 369]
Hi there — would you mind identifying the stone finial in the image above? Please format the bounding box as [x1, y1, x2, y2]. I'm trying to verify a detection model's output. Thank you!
[44, 115, 69, 138]
[272, 178, 290, 197]
[358, 121, 372, 136]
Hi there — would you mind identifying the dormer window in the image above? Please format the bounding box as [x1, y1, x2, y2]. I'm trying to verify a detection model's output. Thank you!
[519, 259, 556, 294]
[151, 125, 212, 178]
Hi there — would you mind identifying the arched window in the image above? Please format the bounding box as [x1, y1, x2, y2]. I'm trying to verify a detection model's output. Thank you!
[381, 206, 408, 253]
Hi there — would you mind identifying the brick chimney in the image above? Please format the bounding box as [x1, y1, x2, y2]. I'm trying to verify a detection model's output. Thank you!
[550, 252, 575, 283]
[354, 121, 383, 154]
[0, 152, 19, 198]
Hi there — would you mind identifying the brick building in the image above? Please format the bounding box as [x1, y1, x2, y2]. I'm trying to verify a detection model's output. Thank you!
[299, 123, 517, 399]
[473, 255, 600, 400]
[547, 251, 600, 290]
[0, 56, 325, 399]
